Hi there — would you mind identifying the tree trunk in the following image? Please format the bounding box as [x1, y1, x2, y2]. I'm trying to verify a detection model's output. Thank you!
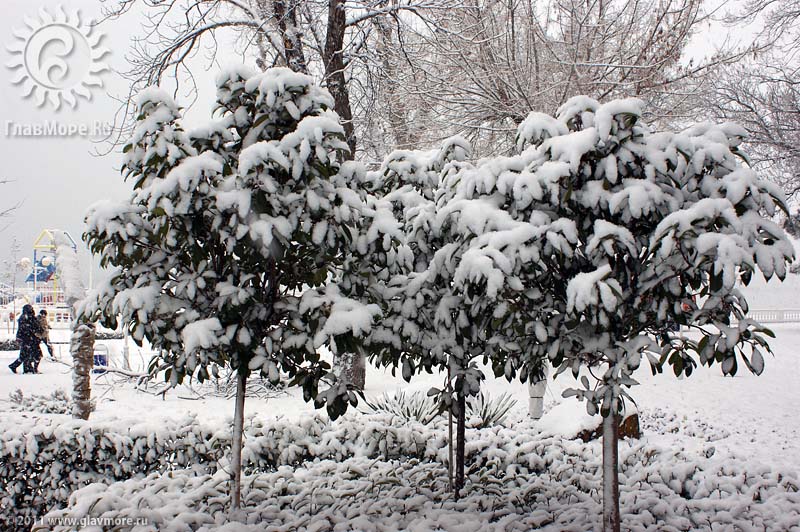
[528, 364, 549, 420]
[454, 393, 466, 499]
[347, 352, 366, 390]
[231, 370, 248, 509]
[323, 0, 363, 385]
[334, 352, 365, 390]
[71, 324, 95, 420]
[448, 405, 454, 491]
[274, 0, 309, 73]
[602, 411, 621, 532]
[324, 0, 356, 157]
[447, 371, 454, 492]
[373, 14, 418, 150]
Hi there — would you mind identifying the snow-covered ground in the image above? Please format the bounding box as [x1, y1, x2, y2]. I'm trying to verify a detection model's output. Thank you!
[2, 324, 799, 468]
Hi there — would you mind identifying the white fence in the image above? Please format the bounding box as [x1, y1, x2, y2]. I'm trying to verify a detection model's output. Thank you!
[742, 310, 800, 324]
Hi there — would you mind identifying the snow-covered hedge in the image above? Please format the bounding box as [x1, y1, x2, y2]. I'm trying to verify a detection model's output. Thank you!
[0, 412, 445, 530]
[0, 413, 223, 531]
[6, 389, 72, 415]
[5, 410, 799, 531]
[43, 424, 800, 532]
[0, 339, 19, 351]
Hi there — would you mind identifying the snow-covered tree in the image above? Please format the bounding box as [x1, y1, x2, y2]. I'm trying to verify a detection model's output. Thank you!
[440, 96, 794, 531]
[54, 231, 95, 421]
[364, 137, 546, 496]
[81, 67, 395, 508]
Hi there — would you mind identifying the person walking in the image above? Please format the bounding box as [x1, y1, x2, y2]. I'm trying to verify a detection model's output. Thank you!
[37, 309, 54, 361]
[8, 305, 43, 374]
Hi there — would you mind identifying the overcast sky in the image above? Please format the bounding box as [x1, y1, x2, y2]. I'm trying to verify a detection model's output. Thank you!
[0, 0, 241, 286]
[0, 0, 749, 287]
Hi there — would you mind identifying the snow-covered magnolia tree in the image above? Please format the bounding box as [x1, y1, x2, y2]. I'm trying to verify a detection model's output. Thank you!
[81, 67, 395, 508]
[440, 96, 794, 531]
[363, 137, 544, 495]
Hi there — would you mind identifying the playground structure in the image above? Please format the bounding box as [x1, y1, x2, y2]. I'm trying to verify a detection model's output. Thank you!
[2, 229, 77, 332]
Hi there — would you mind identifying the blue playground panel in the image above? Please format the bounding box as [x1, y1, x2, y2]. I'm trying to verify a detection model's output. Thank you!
[93, 353, 107, 374]
[25, 262, 56, 283]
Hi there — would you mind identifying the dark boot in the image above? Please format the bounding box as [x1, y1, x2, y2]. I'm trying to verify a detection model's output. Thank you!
[8, 360, 19, 373]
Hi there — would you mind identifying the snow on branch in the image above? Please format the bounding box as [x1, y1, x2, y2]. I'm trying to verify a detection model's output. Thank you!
[54, 231, 85, 309]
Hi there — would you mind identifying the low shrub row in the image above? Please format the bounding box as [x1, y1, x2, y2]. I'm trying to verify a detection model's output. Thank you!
[42, 429, 800, 532]
[4, 408, 799, 531]
[0, 411, 446, 531]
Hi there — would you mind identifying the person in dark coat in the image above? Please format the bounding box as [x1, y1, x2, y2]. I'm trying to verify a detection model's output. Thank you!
[9, 305, 43, 374]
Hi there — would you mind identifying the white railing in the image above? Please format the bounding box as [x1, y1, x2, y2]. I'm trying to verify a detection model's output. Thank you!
[742, 310, 800, 324]
[0, 282, 13, 302]
[0, 285, 67, 306]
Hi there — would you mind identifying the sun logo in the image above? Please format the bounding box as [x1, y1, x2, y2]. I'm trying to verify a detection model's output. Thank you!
[5, 5, 110, 110]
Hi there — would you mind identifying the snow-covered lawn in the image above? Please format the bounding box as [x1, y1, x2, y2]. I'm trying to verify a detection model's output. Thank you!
[1, 323, 799, 530]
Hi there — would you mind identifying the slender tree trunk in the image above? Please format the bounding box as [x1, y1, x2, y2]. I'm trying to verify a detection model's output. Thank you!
[448, 406, 454, 491]
[324, 0, 356, 157]
[71, 324, 95, 420]
[373, 14, 418, 150]
[231, 370, 248, 509]
[602, 412, 621, 532]
[528, 363, 548, 420]
[447, 372, 454, 492]
[454, 393, 466, 499]
[350, 352, 365, 390]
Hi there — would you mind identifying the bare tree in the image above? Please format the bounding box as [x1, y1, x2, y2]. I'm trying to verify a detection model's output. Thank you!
[705, 64, 800, 198]
[706, 1, 800, 201]
[0, 179, 20, 230]
[99, 0, 456, 158]
[394, 0, 748, 155]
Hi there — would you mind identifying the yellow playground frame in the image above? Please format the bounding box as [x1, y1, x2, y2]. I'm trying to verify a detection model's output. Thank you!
[30, 229, 77, 308]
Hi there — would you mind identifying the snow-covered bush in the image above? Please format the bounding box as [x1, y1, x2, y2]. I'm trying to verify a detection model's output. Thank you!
[362, 390, 441, 425]
[0, 402, 509, 529]
[0, 339, 19, 351]
[6, 389, 73, 415]
[362, 390, 518, 428]
[0, 414, 223, 531]
[39, 414, 800, 532]
[438, 96, 795, 530]
[0, 410, 448, 530]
